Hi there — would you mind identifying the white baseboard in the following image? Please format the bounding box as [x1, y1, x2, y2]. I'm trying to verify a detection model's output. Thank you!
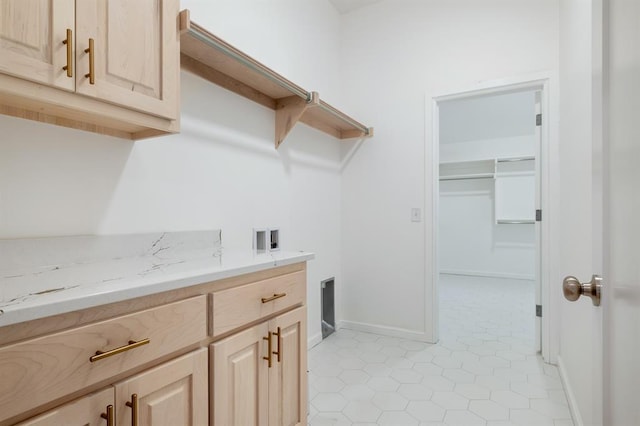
[339, 320, 435, 343]
[556, 355, 583, 426]
[440, 269, 535, 281]
[308, 332, 322, 349]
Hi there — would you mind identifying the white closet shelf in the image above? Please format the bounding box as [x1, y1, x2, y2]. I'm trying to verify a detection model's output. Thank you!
[439, 156, 536, 181]
[496, 156, 535, 163]
[496, 220, 536, 224]
[439, 173, 494, 181]
[178, 10, 373, 149]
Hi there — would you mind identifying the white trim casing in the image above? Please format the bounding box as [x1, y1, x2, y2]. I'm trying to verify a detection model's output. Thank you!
[557, 355, 583, 426]
[440, 270, 535, 281]
[426, 71, 560, 362]
[339, 320, 432, 342]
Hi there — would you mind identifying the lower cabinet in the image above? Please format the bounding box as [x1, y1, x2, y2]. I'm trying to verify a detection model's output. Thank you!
[18, 349, 208, 426]
[2, 263, 309, 426]
[212, 307, 307, 426]
[17, 388, 114, 426]
[114, 348, 208, 426]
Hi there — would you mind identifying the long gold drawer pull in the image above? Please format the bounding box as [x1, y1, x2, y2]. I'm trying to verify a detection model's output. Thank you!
[101, 404, 114, 426]
[273, 326, 282, 363]
[126, 394, 139, 426]
[62, 29, 73, 77]
[89, 338, 150, 362]
[263, 332, 273, 368]
[261, 293, 286, 303]
[84, 38, 95, 84]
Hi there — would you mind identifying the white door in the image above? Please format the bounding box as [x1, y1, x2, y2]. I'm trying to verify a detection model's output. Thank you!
[603, 0, 640, 423]
[559, 0, 640, 424]
[557, 0, 604, 423]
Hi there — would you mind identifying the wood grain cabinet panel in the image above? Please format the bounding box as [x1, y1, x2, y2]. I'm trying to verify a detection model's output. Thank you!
[0, 0, 179, 139]
[268, 308, 307, 426]
[76, 0, 179, 120]
[16, 387, 114, 426]
[18, 349, 207, 426]
[212, 307, 307, 426]
[0, 0, 74, 91]
[115, 348, 208, 426]
[211, 270, 306, 337]
[0, 295, 207, 423]
[211, 322, 270, 426]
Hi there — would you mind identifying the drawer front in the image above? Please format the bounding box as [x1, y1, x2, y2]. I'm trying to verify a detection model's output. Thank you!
[211, 270, 306, 337]
[0, 295, 207, 423]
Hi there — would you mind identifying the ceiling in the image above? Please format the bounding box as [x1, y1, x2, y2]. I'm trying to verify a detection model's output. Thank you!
[328, 0, 384, 14]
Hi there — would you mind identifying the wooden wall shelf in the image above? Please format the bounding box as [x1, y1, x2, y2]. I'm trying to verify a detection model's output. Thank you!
[178, 9, 373, 149]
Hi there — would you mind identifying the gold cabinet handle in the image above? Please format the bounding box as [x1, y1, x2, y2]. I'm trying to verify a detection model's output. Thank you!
[263, 331, 273, 368]
[100, 404, 114, 426]
[89, 338, 150, 362]
[272, 326, 282, 363]
[125, 394, 139, 426]
[62, 28, 73, 77]
[261, 293, 286, 303]
[84, 38, 95, 84]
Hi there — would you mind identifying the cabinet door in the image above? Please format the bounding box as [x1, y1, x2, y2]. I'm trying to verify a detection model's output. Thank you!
[114, 348, 208, 426]
[75, 0, 179, 119]
[17, 387, 114, 426]
[268, 307, 307, 426]
[212, 322, 270, 426]
[0, 0, 74, 91]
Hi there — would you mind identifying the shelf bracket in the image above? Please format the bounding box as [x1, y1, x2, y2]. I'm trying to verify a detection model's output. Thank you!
[275, 92, 318, 149]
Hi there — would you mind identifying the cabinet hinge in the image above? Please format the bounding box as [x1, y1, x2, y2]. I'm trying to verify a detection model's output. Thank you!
[536, 114, 542, 126]
[536, 209, 542, 222]
[536, 304, 542, 317]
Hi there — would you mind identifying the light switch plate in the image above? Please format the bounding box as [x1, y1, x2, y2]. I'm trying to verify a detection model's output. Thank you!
[411, 208, 422, 222]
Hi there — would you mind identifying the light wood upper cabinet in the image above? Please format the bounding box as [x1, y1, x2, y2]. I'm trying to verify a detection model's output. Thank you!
[115, 349, 208, 426]
[0, 0, 179, 139]
[0, 0, 74, 91]
[76, 0, 178, 120]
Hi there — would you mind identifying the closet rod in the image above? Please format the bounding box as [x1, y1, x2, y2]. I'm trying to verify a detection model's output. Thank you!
[186, 25, 311, 101]
[496, 156, 535, 163]
[317, 100, 372, 136]
[439, 175, 494, 181]
[496, 220, 536, 224]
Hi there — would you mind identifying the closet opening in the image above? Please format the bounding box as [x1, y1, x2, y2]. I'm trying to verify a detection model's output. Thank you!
[432, 84, 548, 358]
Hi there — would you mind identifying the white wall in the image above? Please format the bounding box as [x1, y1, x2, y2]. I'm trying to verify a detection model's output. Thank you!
[439, 179, 536, 280]
[439, 92, 536, 280]
[339, 0, 559, 340]
[440, 136, 535, 164]
[0, 0, 343, 346]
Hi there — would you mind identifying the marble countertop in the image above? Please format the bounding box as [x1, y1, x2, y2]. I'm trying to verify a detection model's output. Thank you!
[0, 231, 313, 328]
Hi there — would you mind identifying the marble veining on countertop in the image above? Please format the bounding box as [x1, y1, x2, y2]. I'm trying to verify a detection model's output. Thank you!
[0, 230, 313, 327]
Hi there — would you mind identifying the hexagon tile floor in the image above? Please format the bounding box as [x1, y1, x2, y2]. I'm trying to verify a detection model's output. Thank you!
[308, 274, 574, 425]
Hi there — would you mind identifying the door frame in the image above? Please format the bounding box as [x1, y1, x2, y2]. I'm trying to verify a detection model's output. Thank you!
[425, 72, 559, 362]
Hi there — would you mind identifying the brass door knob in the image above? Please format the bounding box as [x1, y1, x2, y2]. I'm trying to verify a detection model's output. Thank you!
[563, 275, 602, 306]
